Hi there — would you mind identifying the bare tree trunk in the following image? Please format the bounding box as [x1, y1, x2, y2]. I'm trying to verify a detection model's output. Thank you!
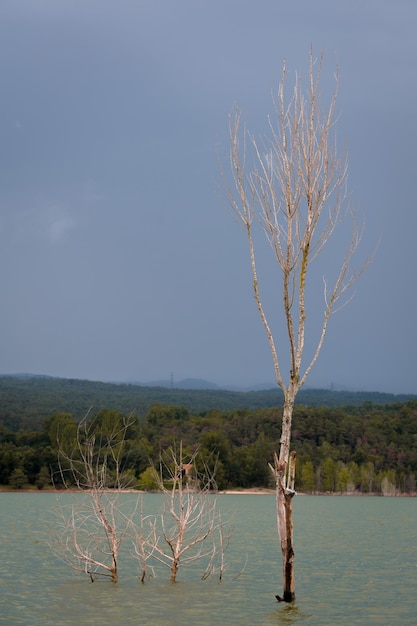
[90, 489, 119, 582]
[170, 559, 179, 583]
[273, 466, 296, 600]
[278, 452, 296, 602]
[273, 396, 297, 602]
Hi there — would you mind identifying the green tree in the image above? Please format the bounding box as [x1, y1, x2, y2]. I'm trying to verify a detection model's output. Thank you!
[10, 466, 28, 489]
[44, 413, 76, 448]
[138, 466, 160, 491]
[249, 432, 273, 486]
[360, 462, 376, 493]
[123, 437, 154, 478]
[379, 469, 397, 495]
[0, 442, 18, 484]
[321, 458, 337, 492]
[337, 464, 351, 492]
[300, 460, 315, 491]
[36, 465, 52, 489]
[347, 461, 361, 491]
[146, 404, 190, 427]
[199, 431, 231, 467]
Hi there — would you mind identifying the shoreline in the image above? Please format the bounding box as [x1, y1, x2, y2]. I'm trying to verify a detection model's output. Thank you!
[1, 487, 416, 496]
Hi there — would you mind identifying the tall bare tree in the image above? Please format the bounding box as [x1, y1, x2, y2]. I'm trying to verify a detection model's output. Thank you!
[223, 50, 371, 601]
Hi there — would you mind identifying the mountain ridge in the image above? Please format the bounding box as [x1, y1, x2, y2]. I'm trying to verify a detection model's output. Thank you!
[0, 372, 385, 394]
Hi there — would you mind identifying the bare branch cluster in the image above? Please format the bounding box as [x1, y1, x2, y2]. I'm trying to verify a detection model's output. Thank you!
[50, 411, 138, 582]
[50, 418, 229, 584]
[56, 408, 135, 491]
[223, 50, 371, 394]
[50, 491, 137, 582]
[132, 443, 230, 582]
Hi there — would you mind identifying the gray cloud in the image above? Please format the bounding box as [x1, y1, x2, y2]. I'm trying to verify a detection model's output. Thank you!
[0, 0, 416, 393]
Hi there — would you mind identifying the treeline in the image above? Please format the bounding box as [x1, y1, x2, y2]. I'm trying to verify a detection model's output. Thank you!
[1, 399, 417, 494]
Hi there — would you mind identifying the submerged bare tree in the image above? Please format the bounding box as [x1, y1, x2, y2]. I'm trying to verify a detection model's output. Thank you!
[135, 444, 227, 582]
[50, 410, 138, 582]
[224, 51, 371, 601]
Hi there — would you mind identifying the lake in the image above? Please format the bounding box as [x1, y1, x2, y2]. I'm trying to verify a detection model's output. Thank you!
[0, 493, 416, 625]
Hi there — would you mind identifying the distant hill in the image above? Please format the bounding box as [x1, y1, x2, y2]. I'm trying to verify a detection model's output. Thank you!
[131, 377, 283, 391]
[0, 372, 54, 380]
[134, 377, 221, 390]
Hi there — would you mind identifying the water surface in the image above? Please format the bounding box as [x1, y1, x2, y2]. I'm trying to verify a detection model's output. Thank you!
[0, 493, 416, 625]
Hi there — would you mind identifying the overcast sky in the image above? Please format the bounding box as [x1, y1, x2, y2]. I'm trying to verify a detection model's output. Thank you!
[1, 1, 416, 393]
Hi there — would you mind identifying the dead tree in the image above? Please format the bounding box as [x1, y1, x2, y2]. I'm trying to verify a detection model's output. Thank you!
[223, 50, 371, 601]
[135, 444, 227, 582]
[50, 410, 138, 582]
[132, 498, 156, 583]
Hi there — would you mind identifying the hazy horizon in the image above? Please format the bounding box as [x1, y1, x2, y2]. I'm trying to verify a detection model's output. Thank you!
[2, 371, 415, 397]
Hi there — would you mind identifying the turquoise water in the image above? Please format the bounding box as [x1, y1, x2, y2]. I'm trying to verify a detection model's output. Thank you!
[0, 493, 416, 625]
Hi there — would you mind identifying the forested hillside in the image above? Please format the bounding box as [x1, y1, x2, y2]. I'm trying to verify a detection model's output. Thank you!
[1, 376, 416, 495]
[0, 375, 413, 431]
